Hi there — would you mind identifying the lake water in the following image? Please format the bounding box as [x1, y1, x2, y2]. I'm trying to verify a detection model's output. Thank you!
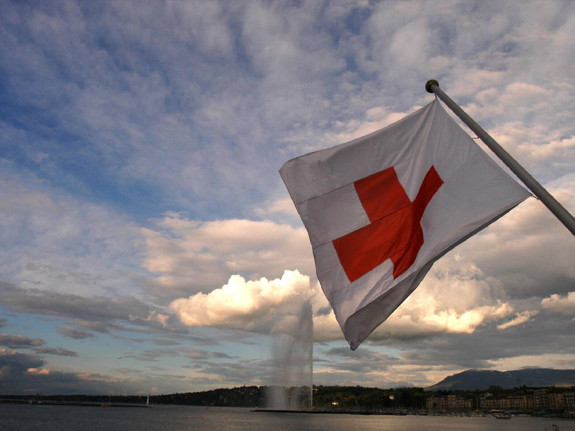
[0, 404, 573, 431]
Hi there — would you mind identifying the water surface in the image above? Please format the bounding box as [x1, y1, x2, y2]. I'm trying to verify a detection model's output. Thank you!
[0, 404, 573, 431]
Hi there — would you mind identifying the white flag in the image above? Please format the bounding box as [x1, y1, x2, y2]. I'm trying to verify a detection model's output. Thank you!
[280, 99, 530, 350]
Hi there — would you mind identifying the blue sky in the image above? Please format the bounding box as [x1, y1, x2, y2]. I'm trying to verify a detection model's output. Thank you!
[1, 0, 575, 395]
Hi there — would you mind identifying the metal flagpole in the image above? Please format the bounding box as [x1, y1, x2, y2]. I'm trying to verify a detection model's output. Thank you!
[426, 79, 575, 236]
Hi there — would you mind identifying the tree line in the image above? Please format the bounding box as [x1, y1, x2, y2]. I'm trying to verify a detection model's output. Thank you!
[3, 384, 572, 411]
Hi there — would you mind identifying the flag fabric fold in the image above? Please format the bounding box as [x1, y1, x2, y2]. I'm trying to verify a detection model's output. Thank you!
[280, 98, 531, 350]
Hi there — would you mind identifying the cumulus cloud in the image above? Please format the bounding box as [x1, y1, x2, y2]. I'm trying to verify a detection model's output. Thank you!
[170, 270, 317, 333]
[154, 236, 542, 347]
[314, 290, 513, 345]
[142, 213, 314, 300]
[542, 292, 575, 315]
[332, 256, 511, 346]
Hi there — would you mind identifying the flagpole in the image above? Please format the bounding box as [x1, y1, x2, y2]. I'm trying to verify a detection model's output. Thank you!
[426, 79, 575, 236]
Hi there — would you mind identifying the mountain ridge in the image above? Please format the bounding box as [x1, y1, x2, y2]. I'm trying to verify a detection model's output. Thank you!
[427, 368, 575, 391]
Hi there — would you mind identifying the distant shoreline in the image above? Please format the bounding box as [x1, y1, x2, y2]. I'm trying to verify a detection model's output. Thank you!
[2, 383, 575, 420]
[0, 398, 149, 408]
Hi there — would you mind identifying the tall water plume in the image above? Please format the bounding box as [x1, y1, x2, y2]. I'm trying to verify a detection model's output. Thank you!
[266, 301, 313, 410]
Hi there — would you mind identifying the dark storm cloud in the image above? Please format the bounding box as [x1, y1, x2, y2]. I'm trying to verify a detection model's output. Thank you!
[0, 283, 149, 321]
[0, 349, 135, 395]
[318, 346, 398, 374]
[0, 332, 77, 359]
[0, 349, 45, 371]
[399, 312, 575, 370]
[199, 358, 270, 385]
[58, 326, 95, 340]
[0, 281, 179, 335]
[186, 349, 235, 361]
[35, 347, 78, 357]
[0, 334, 44, 349]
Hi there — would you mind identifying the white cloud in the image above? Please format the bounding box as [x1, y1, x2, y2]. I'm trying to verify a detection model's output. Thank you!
[330, 106, 417, 145]
[492, 122, 575, 173]
[312, 310, 343, 343]
[389, 18, 431, 69]
[0, 161, 145, 297]
[497, 310, 539, 330]
[252, 198, 301, 226]
[542, 292, 575, 315]
[169, 270, 316, 332]
[141, 213, 315, 300]
[493, 353, 575, 373]
[451, 181, 575, 297]
[313, 256, 518, 344]
[365, 262, 515, 342]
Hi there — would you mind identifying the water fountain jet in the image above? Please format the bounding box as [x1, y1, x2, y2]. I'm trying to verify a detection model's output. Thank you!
[265, 301, 313, 411]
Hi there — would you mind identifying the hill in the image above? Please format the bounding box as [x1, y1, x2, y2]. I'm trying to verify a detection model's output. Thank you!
[427, 368, 575, 391]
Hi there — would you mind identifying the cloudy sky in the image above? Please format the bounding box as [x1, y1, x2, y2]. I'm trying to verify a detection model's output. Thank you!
[1, 0, 574, 396]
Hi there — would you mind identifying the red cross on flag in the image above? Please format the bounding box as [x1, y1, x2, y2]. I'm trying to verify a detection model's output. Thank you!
[280, 99, 531, 350]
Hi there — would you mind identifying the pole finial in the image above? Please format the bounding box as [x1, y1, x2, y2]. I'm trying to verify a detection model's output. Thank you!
[426, 79, 439, 93]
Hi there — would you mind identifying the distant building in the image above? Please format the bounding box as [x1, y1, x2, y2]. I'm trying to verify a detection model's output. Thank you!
[425, 386, 575, 415]
[426, 394, 472, 412]
[564, 392, 575, 410]
[534, 388, 547, 410]
[480, 393, 531, 411]
[547, 392, 565, 411]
